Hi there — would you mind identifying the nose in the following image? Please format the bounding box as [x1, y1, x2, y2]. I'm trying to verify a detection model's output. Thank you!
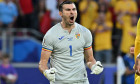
[70, 10, 74, 14]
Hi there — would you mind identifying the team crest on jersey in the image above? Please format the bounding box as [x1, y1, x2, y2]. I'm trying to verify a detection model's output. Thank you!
[75, 33, 80, 39]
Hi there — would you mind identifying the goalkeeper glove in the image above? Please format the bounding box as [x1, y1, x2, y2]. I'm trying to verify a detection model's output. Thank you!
[43, 68, 57, 82]
[91, 61, 104, 74]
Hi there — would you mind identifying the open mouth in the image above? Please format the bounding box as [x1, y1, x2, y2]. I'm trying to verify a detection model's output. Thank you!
[69, 16, 74, 23]
[70, 16, 74, 20]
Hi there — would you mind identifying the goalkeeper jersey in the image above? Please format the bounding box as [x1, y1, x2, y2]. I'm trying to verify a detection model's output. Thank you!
[42, 22, 92, 83]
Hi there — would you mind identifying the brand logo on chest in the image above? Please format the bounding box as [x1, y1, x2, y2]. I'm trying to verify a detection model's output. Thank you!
[58, 36, 64, 40]
[67, 37, 73, 41]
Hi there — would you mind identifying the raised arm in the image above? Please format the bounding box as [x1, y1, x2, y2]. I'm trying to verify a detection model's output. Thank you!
[84, 29, 103, 74]
[84, 48, 96, 69]
[39, 50, 52, 73]
[38, 33, 56, 82]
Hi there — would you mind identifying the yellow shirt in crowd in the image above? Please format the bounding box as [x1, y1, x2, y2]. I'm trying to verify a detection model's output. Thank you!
[121, 23, 137, 53]
[91, 21, 113, 51]
[115, 0, 137, 29]
[79, 0, 98, 30]
[134, 18, 140, 84]
[0, 0, 3, 2]
[96, 11, 112, 22]
[111, 0, 133, 6]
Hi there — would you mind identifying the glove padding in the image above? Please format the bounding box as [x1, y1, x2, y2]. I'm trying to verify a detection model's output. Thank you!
[43, 68, 57, 82]
[91, 61, 104, 74]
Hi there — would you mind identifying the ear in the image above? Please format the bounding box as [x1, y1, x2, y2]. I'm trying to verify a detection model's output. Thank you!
[59, 11, 62, 17]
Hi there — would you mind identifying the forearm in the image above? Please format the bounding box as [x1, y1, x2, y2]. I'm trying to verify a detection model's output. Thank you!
[125, 68, 135, 75]
[84, 48, 96, 69]
[39, 61, 49, 73]
[39, 50, 51, 73]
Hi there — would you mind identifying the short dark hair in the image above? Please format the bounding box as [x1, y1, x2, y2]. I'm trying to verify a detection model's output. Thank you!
[2, 54, 10, 59]
[59, 1, 75, 12]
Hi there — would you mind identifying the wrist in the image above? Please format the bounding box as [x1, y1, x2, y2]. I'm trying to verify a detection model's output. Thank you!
[87, 62, 96, 70]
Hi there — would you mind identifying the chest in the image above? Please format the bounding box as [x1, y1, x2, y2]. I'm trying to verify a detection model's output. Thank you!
[53, 32, 85, 52]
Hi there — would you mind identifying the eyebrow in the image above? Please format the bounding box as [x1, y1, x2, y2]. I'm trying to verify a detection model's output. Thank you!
[65, 8, 76, 10]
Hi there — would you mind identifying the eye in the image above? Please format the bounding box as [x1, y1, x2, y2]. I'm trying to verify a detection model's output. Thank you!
[66, 9, 71, 11]
[73, 8, 76, 11]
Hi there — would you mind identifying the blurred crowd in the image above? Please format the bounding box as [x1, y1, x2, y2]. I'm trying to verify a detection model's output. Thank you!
[0, 0, 139, 63]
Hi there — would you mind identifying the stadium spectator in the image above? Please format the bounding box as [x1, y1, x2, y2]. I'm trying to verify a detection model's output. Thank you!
[91, 12, 113, 63]
[79, 0, 98, 30]
[119, 15, 137, 56]
[45, 0, 61, 26]
[114, 0, 137, 56]
[0, 54, 18, 84]
[0, 0, 18, 28]
[115, 0, 138, 29]
[122, 49, 135, 84]
[37, 0, 51, 34]
[97, 2, 112, 22]
[16, 0, 35, 29]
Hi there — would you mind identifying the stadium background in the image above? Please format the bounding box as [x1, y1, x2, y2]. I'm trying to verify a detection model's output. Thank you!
[0, 0, 139, 84]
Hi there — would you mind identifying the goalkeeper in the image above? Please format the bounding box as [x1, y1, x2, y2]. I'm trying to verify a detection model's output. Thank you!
[39, 1, 103, 84]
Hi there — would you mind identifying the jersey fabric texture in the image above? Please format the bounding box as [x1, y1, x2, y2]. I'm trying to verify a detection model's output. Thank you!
[42, 22, 92, 84]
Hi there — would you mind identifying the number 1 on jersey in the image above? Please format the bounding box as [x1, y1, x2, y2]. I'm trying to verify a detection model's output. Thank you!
[69, 45, 72, 56]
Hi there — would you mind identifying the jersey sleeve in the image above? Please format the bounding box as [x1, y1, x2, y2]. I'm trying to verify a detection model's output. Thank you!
[84, 29, 92, 50]
[42, 33, 53, 52]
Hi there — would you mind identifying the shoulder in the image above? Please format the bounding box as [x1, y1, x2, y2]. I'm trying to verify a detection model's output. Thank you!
[76, 23, 91, 33]
[44, 23, 60, 38]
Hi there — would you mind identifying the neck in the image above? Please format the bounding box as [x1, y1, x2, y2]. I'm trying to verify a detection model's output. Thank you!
[61, 21, 75, 33]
